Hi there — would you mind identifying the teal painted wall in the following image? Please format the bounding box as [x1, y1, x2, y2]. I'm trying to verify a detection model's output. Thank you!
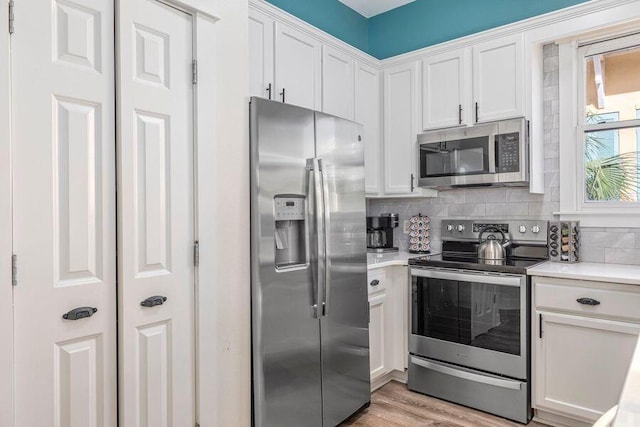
[370, 0, 588, 59]
[264, 0, 589, 59]
[264, 0, 369, 53]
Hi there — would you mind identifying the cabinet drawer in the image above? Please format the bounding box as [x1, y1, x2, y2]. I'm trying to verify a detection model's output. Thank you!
[536, 280, 640, 321]
[368, 269, 387, 294]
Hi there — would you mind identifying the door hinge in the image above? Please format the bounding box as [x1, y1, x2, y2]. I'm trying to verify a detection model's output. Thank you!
[195, 423, 200, 427]
[192, 59, 198, 85]
[8, 0, 14, 35]
[11, 254, 17, 286]
[193, 241, 199, 267]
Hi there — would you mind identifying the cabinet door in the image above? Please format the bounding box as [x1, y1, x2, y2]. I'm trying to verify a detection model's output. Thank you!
[422, 48, 471, 130]
[535, 312, 639, 422]
[473, 34, 525, 123]
[355, 62, 381, 195]
[275, 22, 321, 110]
[248, 9, 274, 99]
[322, 46, 354, 120]
[384, 62, 420, 194]
[369, 291, 388, 382]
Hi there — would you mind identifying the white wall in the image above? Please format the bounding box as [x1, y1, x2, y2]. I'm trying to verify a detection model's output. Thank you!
[196, 1, 251, 426]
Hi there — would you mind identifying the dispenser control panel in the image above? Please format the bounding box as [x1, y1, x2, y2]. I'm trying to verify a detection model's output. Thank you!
[275, 197, 305, 220]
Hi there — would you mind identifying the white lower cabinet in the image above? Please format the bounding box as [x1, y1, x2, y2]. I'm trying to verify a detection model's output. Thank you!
[369, 291, 388, 382]
[368, 266, 409, 389]
[533, 276, 640, 426]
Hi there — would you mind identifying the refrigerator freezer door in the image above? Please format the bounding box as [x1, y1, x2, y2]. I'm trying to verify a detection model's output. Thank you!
[315, 112, 370, 426]
[250, 98, 323, 427]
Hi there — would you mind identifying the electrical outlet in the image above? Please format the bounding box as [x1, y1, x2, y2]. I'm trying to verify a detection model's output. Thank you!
[403, 220, 410, 234]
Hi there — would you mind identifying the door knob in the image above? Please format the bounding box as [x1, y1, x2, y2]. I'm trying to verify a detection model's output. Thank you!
[62, 307, 97, 320]
[141, 295, 167, 308]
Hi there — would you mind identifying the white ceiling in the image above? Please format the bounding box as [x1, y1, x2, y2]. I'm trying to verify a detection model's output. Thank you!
[338, 0, 416, 18]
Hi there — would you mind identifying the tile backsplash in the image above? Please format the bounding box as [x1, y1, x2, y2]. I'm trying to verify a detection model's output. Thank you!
[367, 43, 640, 265]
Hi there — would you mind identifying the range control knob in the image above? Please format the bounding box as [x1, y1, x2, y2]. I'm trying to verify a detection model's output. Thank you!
[456, 224, 465, 232]
[531, 225, 541, 234]
[519, 225, 527, 233]
[446, 224, 454, 232]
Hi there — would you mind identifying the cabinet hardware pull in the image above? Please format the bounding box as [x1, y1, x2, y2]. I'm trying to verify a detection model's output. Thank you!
[475, 102, 479, 123]
[62, 307, 97, 321]
[410, 173, 415, 192]
[459, 104, 463, 124]
[539, 313, 543, 338]
[576, 297, 600, 306]
[280, 88, 286, 103]
[141, 295, 168, 308]
[266, 83, 272, 100]
[370, 280, 380, 286]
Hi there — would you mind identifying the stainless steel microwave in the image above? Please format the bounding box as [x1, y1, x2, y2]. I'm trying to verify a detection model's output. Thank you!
[417, 118, 529, 189]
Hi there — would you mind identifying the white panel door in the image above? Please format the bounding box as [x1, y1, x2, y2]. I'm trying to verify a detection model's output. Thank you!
[249, 8, 274, 99]
[383, 62, 420, 194]
[11, 0, 117, 425]
[355, 62, 381, 195]
[473, 34, 525, 123]
[322, 45, 354, 120]
[422, 48, 471, 130]
[535, 312, 639, 422]
[118, 1, 196, 426]
[274, 22, 322, 110]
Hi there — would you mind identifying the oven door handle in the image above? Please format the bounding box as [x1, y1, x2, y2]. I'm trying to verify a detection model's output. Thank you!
[410, 357, 522, 390]
[410, 268, 522, 287]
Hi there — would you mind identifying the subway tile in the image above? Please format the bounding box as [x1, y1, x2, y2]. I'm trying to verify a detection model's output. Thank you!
[464, 188, 506, 203]
[579, 246, 605, 263]
[543, 56, 559, 72]
[580, 231, 635, 249]
[604, 248, 640, 265]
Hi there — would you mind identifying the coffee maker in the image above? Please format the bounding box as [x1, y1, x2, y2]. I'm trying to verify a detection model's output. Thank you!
[367, 213, 399, 253]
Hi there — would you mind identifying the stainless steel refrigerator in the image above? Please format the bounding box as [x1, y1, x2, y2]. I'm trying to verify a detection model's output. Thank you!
[250, 97, 370, 427]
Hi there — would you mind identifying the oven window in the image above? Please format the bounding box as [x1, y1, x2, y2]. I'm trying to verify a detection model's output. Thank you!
[412, 276, 521, 355]
[420, 136, 490, 178]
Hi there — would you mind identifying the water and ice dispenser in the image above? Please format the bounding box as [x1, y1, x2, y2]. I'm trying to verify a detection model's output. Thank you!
[274, 195, 307, 269]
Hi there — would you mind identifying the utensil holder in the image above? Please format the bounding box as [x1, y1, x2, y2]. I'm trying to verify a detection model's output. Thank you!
[548, 221, 580, 263]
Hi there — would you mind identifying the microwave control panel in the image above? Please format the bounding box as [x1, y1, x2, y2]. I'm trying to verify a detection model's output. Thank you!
[495, 132, 520, 173]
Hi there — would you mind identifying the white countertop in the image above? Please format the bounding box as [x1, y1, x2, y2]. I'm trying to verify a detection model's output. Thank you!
[367, 250, 424, 270]
[527, 261, 640, 286]
[614, 337, 640, 426]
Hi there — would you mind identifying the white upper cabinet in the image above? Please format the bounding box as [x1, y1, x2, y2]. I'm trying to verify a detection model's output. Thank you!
[322, 46, 355, 120]
[248, 9, 275, 100]
[355, 62, 381, 194]
[275, 22, 322, 110]
[422, 48, 471, 130]
[473, 34, 525, 123]
[384, 62, 420, 195]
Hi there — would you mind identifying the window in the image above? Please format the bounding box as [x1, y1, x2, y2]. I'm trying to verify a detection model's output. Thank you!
[578, 36, 640, 206]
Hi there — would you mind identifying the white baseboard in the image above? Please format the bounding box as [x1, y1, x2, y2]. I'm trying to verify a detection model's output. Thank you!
[371, 369, 407, 392]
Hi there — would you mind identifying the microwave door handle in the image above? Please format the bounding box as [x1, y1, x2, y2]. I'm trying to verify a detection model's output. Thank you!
[319, 159, 331, 316]
[488, 135, 497, 173]
[306, 158, 325, 319]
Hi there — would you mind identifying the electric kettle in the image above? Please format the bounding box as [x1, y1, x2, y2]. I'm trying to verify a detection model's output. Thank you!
[477, 226, 511, 261]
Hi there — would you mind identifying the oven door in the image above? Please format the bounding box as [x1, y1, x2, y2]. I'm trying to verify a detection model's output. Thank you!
[410, 267, 528, 380]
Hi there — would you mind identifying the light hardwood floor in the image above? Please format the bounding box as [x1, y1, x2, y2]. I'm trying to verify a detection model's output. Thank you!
[342, 381, 548, 427]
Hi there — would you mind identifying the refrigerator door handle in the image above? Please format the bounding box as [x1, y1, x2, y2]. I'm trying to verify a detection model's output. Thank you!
[318, 159, 331, 316]
[307, 158, 325, 318]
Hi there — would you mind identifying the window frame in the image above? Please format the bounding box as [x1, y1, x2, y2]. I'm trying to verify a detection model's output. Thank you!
[558, 32, 640, 226]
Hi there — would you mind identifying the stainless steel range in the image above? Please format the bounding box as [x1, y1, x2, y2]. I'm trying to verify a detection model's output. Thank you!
[408, 219, 548, 424]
